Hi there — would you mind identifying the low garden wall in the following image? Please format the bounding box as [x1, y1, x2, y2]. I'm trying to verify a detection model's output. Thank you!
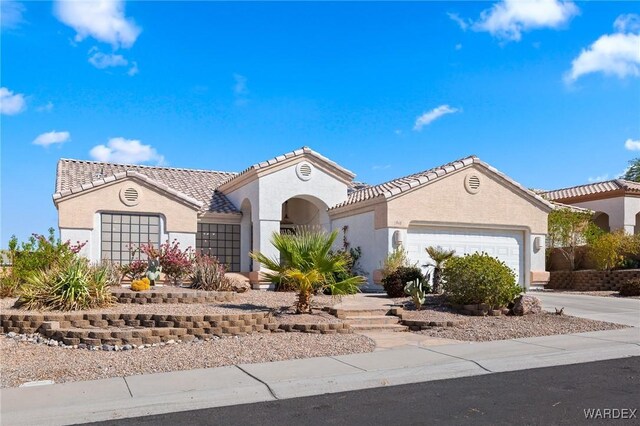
[1, 312, 351, 347]
[111, 291, 235, 304]
[547, 269, 640, 291]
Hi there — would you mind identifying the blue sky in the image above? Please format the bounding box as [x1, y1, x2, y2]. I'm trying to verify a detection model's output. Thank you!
[1, 0, 639, 246]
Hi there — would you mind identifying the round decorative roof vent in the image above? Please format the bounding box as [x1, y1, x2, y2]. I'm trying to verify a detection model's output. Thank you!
[464, 174, 481, 194]
[296, 162, 313, 181]
[119, 186, 140, 206]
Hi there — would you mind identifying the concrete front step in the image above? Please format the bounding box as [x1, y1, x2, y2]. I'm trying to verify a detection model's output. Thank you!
[348, 323, 409, 332]
[328, 309, 391, 319]
[345, 315, 401, 325]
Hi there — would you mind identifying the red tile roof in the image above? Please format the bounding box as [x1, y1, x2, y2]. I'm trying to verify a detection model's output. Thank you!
[542, 179, 640, 201]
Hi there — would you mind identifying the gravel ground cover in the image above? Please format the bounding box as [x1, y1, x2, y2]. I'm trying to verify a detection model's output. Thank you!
[0, 332, 375, 388]
[416, 312, 626, 341]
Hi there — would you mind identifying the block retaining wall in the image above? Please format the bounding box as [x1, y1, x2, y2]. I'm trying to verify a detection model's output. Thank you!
[547, 269, 640, 291]
[0, 312, 350, 347]
[111, 291, 235, 304]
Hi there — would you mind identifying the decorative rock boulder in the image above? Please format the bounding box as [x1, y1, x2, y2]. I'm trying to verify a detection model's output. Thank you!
[511, 295, 542, 316]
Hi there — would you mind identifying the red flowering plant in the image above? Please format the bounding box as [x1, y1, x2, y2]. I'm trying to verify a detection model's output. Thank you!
[140, 240, 193, 285]
[120, 245, 148, 281]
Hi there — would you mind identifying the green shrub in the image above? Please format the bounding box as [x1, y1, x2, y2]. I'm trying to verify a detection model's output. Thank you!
[381, 247, 412, 279]
[619, 279, 640, 297]
[15, 257, 115, 311]
[382, 266, 424, 298]
[0, 229, 85, 295]
[190, 254, 230, 291]
[442, 252, 521, 308]
[589, 232, 625, 270]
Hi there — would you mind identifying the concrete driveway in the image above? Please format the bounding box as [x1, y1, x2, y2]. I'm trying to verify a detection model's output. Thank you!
[535, 292, 640, 327]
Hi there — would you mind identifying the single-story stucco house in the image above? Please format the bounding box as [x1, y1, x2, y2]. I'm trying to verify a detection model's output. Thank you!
[53, 147, 553, 290]
[542, 179, 640, 234]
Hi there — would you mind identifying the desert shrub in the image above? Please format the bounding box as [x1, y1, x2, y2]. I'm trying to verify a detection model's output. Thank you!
[120, 259, 148, 281]
[619, 279, 640, 297]
[1, 229, 85, 295]
[442, 252, 521, 308]
[382, 266, 424, 298]
[381, 247, 412, 279]
[16, 257, 115, 311]
[588, 232, 625, 271]
[190, 254, 229, 291]
[131, 277, 151, 292]
[141, 240, 193, 285]
[98, 260, 123, 286]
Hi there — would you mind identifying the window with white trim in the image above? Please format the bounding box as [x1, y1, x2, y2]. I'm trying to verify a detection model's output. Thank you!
[196, 223, 240, 272]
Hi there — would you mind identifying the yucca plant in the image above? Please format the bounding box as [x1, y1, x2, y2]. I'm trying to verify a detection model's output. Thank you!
[250, 227, 365, 313]
[16, 257, 115, 311]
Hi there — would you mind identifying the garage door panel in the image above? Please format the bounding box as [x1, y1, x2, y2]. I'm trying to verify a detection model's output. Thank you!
[406, 227, 524, 285]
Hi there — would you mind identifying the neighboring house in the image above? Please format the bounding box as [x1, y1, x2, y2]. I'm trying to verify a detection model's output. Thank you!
[542, 180, 640, 234]
[53, 147, 553, 290]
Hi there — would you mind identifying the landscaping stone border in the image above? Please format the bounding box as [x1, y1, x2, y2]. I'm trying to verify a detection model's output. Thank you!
[388, 307, 468, 330]
[111, 291, 235, 304]
[547, 269, 640, 291]
[0, 312, 349, 347]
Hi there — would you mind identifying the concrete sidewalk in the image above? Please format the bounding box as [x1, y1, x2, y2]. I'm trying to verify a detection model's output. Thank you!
[2, 327, 638, 426]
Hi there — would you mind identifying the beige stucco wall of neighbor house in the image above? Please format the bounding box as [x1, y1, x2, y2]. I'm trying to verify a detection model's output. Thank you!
[57, 179, 199, 233]
[383, 165, 549, 234]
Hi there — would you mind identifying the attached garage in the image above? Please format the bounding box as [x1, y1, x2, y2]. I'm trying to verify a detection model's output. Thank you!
[406, 226, 524, 285]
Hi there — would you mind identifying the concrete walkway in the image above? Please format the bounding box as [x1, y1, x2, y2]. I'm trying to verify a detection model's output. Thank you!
[2, 326, 638, 426]
[535, 292, 640, 327]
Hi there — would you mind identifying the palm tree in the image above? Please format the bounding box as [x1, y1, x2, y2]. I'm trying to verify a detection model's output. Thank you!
[425, 246, 455, 294]
[250, 227, 365, 314]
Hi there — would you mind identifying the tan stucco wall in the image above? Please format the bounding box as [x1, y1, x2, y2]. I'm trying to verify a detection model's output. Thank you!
[57, 179, 198, 233]
[382, 165, 549, 234]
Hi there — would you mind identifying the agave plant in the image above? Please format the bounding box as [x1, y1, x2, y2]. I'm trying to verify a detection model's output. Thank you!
[425, 246, 455, 294]
[250, 227, 365, 314]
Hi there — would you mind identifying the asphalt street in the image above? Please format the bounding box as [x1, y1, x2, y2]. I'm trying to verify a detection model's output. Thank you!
[88, 356, 639, 426]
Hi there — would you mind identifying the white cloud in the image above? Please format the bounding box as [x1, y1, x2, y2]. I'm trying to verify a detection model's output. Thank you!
[127, 61, 139, 76]
[89, 137, 165, 164]
[448, 12, 469, 31]
[88, 51, 128, 69]
[566, 15, 640, 83]
[614, 14, 640, 33]
[1, 1, 25, 30]
[0, 87, 26, 115]
[413, 105, 460, 131]
[588, 174, 609, 183]
[458, 0, 579, 42]
[625, 138, 640, 151]
[32, 130, 70, 147]
[36, 102, 54, 112]
[54, 0, 141, 49]
[455, 43, 463, 50]
[372, 165, 391, 170]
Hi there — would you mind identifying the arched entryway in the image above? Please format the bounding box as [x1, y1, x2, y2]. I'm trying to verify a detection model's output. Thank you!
[594, 212, 610, 232]
[636, 212, 640, 235]
[280, 195, 330, 233]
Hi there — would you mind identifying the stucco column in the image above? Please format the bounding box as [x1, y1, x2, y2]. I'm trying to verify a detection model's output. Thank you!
[250, 219, 280, 283]
[623, 224, 635, 235]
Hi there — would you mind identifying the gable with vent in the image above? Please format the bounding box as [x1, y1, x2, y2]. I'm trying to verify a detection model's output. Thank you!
[381, 163, 550, 234]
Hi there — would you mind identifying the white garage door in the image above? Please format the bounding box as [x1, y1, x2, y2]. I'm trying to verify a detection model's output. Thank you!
[406, 227, 524, 285]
